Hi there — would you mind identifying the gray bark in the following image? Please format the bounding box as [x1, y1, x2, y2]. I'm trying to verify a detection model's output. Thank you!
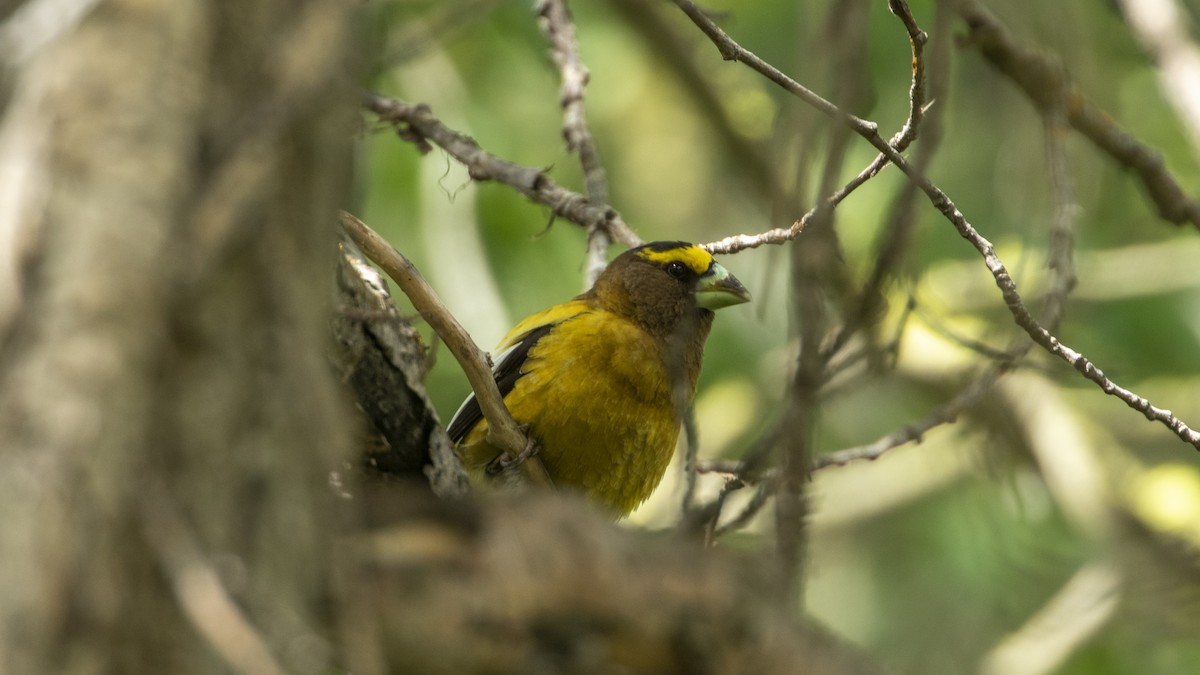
[0, 0, 359, 672]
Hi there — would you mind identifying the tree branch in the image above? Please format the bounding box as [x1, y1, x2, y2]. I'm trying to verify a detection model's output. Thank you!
[535, 0, 613, 286]
[339, 211, 551, 484]
[675, 0, 1200, 451]
[333, 235, 470, 497]
[956, 0, 1200, 231]
[699, 0, 929, 255]
[361, 92, 641, 250]
[811, 369, 1005, 470]
[820, 0, 946, 361]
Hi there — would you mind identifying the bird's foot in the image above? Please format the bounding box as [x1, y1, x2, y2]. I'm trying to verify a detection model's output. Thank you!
[485, 425, 541, 475]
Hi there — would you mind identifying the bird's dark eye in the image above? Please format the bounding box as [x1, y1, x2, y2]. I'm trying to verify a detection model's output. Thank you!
[665, 261, 688, 279]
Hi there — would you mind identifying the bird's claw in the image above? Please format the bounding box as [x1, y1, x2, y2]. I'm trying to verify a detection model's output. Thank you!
[485, 425, 540, 475]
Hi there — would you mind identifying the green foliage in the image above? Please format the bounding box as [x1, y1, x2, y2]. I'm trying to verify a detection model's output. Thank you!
[362, 1, 1200, 672]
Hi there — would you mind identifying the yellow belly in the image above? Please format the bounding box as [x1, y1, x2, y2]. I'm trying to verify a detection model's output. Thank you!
[459, 310, 681, 516]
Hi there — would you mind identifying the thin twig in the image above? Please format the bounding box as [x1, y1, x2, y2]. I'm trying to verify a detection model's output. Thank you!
[818, 295, 915, 400]
[687, 426, 782, 537]
[701, 476, 745, 545]
[680, 403, 702, 517]
[825, 0, 929, 219]
[812, 369, 1005, 470]
[715, 477, 778, 538]
[695, 458, 742, 477]
[675, 0, 1200, 450]
[535, 0, 614, 287]
[912, 305, 1019, 362]
[339, 211, 551, 484]
[362, 92, 641, 249]
[776, 0, 877, 598]
[700, 0, 928, 256]
[956, 0, 1200, 231]
[820, 0, 946, 362]
[919, 176, 1199, 448]
[1041, 111, 1080, 332]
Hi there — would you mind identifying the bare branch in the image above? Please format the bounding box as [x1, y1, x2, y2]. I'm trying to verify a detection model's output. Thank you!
[812, 369, 1004, 471]
[534, 1, 608, 203]
[921, 182, 1199, 449]
[830, 0, 929, 211]
[1040, 111, 1081, 332]
[715, 477, 777, 538]
[675, 0, 1200, 450]
[702, 218, 808, 255]
[535, 0, 614, 287]
[700, 0, 929, 255]
[957, 0, 1200, 231]
[362, 92, 641, 249]
[339, 211, 551, 484]
[821, 0, 948, 361]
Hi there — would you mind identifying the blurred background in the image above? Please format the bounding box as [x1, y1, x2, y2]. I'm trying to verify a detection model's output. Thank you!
[357, 1, 1200, 673]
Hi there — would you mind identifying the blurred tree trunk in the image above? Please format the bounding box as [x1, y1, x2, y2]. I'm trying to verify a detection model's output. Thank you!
[0, 0, 359, 672]
[0, 2, 891, 674]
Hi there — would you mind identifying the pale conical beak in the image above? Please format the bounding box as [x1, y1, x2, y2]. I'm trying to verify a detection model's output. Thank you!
[696, 262, 751, 310]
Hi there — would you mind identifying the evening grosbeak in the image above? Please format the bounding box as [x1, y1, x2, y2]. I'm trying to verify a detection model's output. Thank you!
[447, 241, 750, 517]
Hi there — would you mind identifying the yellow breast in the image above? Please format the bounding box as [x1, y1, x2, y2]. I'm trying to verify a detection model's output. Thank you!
[460, 309, 681, 516]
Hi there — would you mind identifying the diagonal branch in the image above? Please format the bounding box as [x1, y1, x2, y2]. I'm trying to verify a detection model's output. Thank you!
[956, 0, 1200, 231]
[812, 369, 1006, 470]
[339, 211, 551, 484]
[675, 0, 1200, 451]
[820, 0, 944, 361]
[362, 92, 641, 249]
[698, 0, 928, 255]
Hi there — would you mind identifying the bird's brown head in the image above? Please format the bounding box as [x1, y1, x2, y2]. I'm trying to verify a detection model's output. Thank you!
[587, 241, 750, 337]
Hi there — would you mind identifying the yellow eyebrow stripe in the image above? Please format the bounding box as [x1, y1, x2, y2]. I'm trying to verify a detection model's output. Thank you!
[636, 245, 714, 275]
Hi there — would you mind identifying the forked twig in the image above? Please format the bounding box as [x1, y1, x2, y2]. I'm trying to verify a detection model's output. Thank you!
[675, 0, 1200, 450]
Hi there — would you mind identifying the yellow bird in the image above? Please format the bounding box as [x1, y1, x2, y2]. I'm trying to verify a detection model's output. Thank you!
[447, 241, 750, 517]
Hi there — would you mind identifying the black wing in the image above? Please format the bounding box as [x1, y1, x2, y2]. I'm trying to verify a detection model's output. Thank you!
[446, 323, 555, 443]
